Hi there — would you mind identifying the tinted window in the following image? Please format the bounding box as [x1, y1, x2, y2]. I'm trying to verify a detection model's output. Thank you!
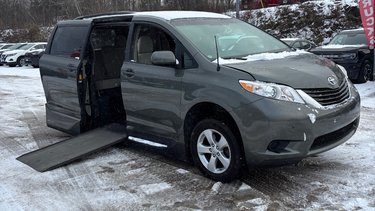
[300, 41, 311, 49]
[19, 44, 34, 50]
[7, 44, 26, 50]
[330, 32, 368, 45]
[292, 42, 301, 48]
[0, 44, 13, 49]
[183, 51, 197, 69]
[34, 44, 45, 50]
[50, 26, 88, 58]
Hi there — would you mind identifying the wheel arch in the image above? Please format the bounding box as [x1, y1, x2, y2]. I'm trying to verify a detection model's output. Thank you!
[183, 101, 247, 167]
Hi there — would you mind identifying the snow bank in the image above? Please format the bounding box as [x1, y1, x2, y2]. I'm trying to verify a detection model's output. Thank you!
[238, 0, 361, 45]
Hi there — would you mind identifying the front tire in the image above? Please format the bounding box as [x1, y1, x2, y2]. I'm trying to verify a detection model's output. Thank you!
[190, 119, 241, 182]
[357, 59, 373, 83]
[16, 56, 25, 67]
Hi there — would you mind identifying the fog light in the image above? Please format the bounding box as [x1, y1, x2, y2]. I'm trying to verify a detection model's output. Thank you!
[267, 140, 289, 153]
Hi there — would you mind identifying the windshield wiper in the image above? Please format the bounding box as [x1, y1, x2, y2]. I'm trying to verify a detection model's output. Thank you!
[221, 56, 247, 60]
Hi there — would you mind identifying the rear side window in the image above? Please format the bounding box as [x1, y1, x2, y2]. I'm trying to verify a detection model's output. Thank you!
[50, 26, 88, 58]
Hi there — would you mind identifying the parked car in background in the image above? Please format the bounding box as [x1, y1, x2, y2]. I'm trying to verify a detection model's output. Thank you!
[1, 42, 47, 67]
[0, 43, 25, 66]
[281, 38, 316, 51]
[310, 29, 374, 83]
[24, 49, 45, 68]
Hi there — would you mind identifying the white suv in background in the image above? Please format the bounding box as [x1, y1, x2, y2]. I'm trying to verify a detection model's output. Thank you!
[1, 42, 47, 67]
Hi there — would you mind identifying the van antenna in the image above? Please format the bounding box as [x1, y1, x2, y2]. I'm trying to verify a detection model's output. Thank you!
[214, 35, 220, 71]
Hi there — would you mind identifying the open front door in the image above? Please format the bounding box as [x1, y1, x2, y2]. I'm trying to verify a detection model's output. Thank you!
[40, 21, 92, 135]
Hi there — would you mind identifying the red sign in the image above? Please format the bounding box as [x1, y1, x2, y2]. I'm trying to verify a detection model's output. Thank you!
[359, 0, 375, 47]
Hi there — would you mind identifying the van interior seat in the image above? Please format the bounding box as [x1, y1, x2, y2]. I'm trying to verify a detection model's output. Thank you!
[93, 46, 125, 90]
[137, 35, 154, 64]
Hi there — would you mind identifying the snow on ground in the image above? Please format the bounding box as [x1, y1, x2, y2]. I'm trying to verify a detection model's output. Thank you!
[0, 65, 375, 210]
[354, 81, 375, 109]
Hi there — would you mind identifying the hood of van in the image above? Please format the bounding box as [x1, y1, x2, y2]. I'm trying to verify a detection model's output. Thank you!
[224, 53, 345, 89]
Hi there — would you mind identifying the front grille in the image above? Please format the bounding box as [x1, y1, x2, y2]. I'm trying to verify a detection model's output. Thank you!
[302, 79, 350, 106]
[310, 118, 359, 151]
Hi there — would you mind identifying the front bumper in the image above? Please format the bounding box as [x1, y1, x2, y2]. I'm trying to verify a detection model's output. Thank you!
[233, 81, 361, 166]
[0, 55, 7, 64]
[4, 56, 17, 65]
[1, 55, 17, 65]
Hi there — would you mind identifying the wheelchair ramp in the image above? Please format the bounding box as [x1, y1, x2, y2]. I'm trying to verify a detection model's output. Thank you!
[17, 123, 127, 172]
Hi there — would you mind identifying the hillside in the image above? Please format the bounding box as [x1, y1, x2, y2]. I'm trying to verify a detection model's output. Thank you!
[240, 0, 361, 44]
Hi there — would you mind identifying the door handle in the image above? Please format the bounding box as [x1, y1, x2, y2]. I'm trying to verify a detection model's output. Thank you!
[124, 69, 135, 78]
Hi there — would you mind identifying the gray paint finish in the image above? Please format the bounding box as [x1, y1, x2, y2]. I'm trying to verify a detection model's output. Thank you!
[40, 12, 361, 170]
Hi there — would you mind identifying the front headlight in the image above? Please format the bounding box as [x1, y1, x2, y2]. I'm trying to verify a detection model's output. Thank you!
[239, 80, 305, 104]
[6, 53, 16, 57]
[340, 53, 356, 60]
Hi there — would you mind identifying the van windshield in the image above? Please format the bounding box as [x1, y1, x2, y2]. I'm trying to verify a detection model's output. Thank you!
[172, 18, 290, 61]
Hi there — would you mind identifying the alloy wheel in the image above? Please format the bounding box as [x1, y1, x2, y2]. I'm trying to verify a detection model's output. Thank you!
[196, 129, 231, 174]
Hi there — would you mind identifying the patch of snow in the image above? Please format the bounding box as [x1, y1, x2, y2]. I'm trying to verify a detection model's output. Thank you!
[354, 81, 375, 109]
[213, 50, 310, 64]
[237, 198, 269, 210]
[342, 28, 364, 33]
[136, 11, 231, 21]
[321, 44, 368, 49]
[176, 168, 189, 174]
[307, 113, 316, 124]
[238, 182, 252, 191]
[139, 182, 172, 195]
[281, 38, 299, 41]
[211, 182, 222, 193]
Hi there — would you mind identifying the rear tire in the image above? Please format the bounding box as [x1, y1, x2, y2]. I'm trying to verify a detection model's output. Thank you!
[190, 119, 241, 182]
[356, 59, 373, 83]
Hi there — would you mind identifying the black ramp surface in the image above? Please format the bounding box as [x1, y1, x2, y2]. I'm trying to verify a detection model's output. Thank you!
[17, 123, 128, 172]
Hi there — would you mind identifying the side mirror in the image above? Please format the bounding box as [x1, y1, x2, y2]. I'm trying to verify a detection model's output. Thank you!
[322, 40, 330, 45]
[151, 51, 176, 66]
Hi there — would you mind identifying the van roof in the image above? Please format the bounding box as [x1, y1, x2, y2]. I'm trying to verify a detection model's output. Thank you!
[77, 11, 231, 21]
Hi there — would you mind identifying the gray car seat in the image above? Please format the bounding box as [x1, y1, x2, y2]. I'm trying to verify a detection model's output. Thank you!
[136, 35, 154, 64]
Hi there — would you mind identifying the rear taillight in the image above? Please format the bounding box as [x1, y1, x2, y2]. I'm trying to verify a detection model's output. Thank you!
[70, 50, 80, 59]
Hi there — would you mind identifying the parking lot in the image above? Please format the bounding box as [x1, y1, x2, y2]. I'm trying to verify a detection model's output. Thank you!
[0, 65, 374, 210]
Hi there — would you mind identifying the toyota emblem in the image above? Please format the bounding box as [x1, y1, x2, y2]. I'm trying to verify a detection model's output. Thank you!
[328, 76, 337, 86]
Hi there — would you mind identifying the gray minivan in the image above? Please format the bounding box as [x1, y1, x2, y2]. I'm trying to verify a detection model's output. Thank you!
[40, 11, 360, 182]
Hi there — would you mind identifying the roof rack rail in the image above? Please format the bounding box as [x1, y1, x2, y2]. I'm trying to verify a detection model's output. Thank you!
[74, 11, 134, 20]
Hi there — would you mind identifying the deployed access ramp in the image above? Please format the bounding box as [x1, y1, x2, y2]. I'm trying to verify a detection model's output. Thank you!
[17, 123, 127, 172]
